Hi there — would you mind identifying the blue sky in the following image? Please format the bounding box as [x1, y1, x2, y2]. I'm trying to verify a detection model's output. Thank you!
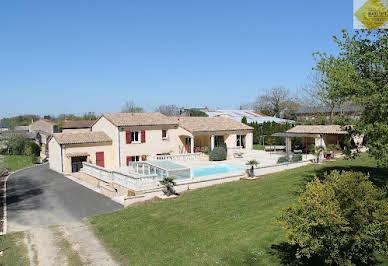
[0, 0, 353, 118]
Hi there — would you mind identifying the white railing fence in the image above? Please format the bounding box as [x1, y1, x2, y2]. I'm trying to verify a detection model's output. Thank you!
[81, 162, 159, 191]
[154, 152, 202, 161]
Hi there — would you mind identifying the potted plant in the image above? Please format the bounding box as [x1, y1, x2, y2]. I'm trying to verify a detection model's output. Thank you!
[160, 176, 178, 196]
[246, 160, 259, 178]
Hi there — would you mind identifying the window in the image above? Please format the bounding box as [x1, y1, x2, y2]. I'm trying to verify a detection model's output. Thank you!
[126, 155, 140, 165]
[132, 155, 140, 161]
[162, 129, 167, 139]
[185, 137, 191, 145]
[131, 131, 140, 143]
[236, 135, 246, 148]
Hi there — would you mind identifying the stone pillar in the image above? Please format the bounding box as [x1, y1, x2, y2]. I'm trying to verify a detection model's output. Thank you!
[190, 137, 194, 153]
[210, 135, 215, 150]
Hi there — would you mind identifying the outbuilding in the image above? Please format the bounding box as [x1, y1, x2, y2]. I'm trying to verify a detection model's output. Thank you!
[48, 131, 113, 173]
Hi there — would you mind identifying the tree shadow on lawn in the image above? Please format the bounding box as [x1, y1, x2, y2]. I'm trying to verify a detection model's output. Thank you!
[270, 243, 383, 266]
[305, 165, 388, 189]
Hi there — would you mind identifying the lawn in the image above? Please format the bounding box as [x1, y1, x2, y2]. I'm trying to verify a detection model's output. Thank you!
[0, 232, 29, 266]
[0, 155, 37, 171]
[253, 144, 264, 150]
[90, 154, 388, 265]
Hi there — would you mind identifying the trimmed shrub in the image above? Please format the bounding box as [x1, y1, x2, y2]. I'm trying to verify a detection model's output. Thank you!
[203, 147, 210, 155]
[209, 147, 227, 161]
[291, 154, 302, 162]
[277, 156, 289, 164]
[277, 171, 388, 265]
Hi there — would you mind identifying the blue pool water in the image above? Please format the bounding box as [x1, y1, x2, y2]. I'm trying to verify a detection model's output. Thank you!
[193, 164, 244, 177]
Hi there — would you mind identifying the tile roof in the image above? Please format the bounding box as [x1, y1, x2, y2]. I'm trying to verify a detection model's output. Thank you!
[287, 125, 348, 134]
[52, 131, 112, 145]
[30, 119, 57, 125]
[175, 116, 253, 134]
[102, 112, 178, 127]
[63, 120, 95, 129]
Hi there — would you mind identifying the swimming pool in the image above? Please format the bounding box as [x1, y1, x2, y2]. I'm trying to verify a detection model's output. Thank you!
[193, 164, 244, 177]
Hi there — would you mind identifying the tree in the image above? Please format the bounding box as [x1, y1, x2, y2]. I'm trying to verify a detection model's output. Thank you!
[160, 177, 177, 196]
[277, 171, 388, 265]
[155, 105, 180, 116]
[246, 160, 258, 177]
[121, 100, 144, 113]
[301, 72, 344, 123]
[314, 30, 388, 166]
[255, 87, 299, 119]
[241, 116, 248, 124]
[188, 109, 208, 117]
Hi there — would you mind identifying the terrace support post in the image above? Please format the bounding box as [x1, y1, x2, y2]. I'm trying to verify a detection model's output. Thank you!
[211, 135, 215, 151]
[285, 137, 292, 157]
[190, 137, 194, 154]
[305, 137, 308, 159]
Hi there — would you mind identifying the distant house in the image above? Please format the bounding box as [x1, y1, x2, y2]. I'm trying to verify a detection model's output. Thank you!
[62, 120, 95, 133]
[295, 106, 361, 122]
[29, 119, 58, 134]
[49, 112, 253, 173]
[202, 109, 295, 124]
[29, 119, 58, 158]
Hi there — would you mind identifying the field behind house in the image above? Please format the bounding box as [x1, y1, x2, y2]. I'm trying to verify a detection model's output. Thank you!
[0, 155, 37, 171]
[90, 154, 388, 265]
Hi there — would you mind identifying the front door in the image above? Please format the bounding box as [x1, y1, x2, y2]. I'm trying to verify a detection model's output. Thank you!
[96, 152, 105, 167]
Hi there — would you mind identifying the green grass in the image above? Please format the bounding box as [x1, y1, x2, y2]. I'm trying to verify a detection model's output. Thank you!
[253, 144, 265, 150]
[0, 232, 29, 266]
[90, 154, 388, 266]
[0, 155, 37, 171]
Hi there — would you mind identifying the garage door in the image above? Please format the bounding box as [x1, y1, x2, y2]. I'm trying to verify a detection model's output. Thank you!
[96, 152, 105, 167]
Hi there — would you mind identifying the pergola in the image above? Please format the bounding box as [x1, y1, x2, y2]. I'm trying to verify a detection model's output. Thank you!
[271, 132, 321, 157]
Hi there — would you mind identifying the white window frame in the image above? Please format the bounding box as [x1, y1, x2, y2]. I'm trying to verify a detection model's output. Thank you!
[131, 131, 140, 143]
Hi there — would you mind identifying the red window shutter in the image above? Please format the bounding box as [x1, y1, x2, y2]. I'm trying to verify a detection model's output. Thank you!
[126, 131, 132, 144]
[126, 156, 132, 166]
[141, 155, 147, 161]
[162, 130, 167, 138]
[141, 130, 146, 143]
[96, 152, 105, 168]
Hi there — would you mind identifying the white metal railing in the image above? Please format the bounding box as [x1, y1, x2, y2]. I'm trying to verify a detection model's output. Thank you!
[81, 162, 159, 191]
[154, 152, 202, 161]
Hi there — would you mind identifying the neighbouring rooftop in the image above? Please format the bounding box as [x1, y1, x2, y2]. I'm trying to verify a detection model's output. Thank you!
[30, 119, 57, 125]
[52, 131, 112, 145]
[203, 109, 295, 124]
[176, 116, 253, 134]
[63, 120, 95, 129]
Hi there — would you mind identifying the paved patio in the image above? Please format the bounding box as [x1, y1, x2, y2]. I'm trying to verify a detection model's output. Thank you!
[180, 150, 315, 168]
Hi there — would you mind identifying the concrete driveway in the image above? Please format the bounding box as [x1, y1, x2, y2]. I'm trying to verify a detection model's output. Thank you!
[7, 164, 122, 232]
